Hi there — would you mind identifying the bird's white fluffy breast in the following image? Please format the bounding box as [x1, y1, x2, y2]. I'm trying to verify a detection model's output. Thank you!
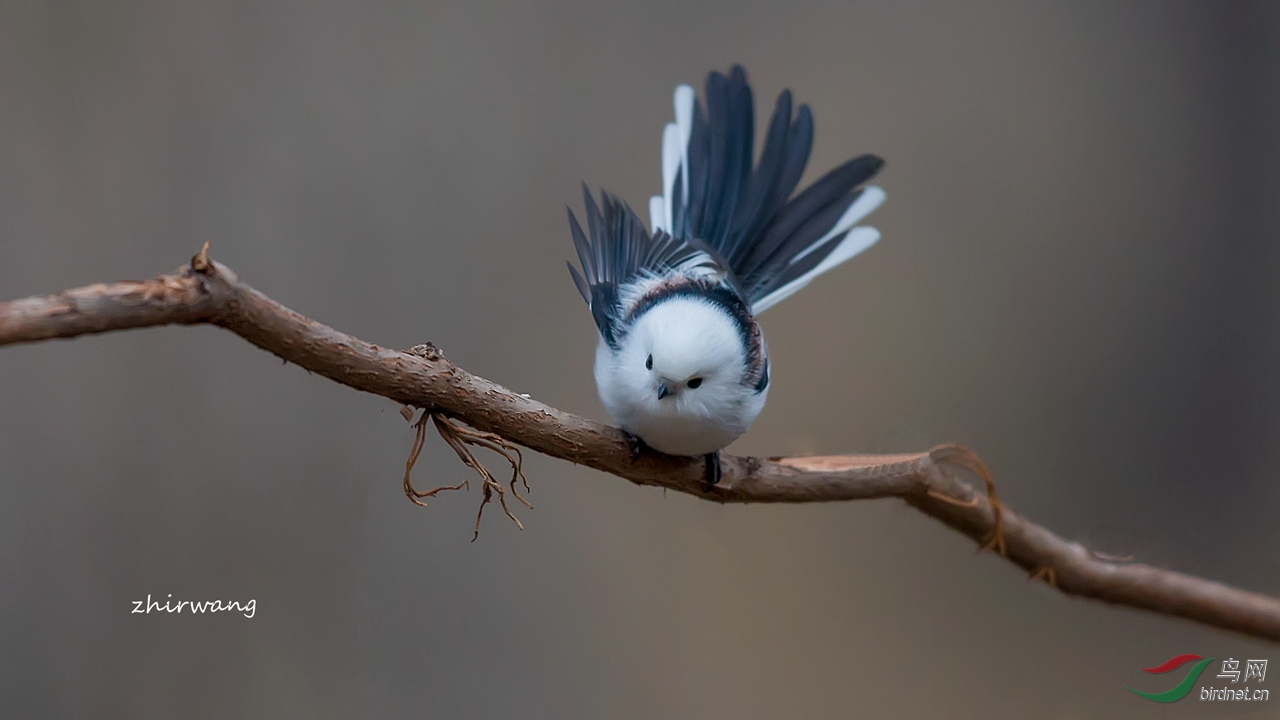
[594, 294, 767, 456]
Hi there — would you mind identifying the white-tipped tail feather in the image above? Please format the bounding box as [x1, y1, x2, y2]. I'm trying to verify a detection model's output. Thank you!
[673, 84, 695, 208]
[660, 122, 682, 234]
[655, 86, 696, 236]
[751, 226, 881, 313]
[791, 185, 886, 264]
[750, 185, 886, 313]
[648, 195, 665, 234]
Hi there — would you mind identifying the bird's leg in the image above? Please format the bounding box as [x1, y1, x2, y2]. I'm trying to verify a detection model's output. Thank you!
[703, 452, 722, 489]
[623, 430, 648, 464]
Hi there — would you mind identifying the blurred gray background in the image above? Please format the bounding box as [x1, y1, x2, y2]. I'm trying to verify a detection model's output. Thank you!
[2, 1, 1278, 718]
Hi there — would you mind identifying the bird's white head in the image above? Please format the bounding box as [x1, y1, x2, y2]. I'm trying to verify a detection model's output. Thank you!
[617, 295, 750, 411]
[594, 287, 769, 456]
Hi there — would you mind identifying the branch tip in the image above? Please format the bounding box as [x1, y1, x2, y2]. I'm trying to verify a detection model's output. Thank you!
[191, 242, 212, 273]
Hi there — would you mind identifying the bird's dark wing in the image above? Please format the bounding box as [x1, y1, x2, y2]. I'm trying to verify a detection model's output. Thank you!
[652, 65, 886, 314]
[567, 185, 718, 348]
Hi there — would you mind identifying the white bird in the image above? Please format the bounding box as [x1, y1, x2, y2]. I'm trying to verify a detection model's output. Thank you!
[567, 65, 886, 485]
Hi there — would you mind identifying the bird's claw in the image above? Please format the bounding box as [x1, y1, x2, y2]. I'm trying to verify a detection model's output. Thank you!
[703, 452, 721, 491]
[624, 431, 646, 464]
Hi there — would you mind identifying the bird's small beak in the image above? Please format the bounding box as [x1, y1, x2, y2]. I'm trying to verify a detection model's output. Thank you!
[657, 384, 670, 400]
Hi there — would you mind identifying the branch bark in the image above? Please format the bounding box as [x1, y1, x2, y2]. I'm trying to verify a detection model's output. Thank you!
[2, 248, 1278, 644]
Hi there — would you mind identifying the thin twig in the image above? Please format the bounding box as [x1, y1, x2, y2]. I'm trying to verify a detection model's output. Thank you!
[431, 414, 527, 540]
[1, 249, 1279, 643]
[402, 410, 469, 506]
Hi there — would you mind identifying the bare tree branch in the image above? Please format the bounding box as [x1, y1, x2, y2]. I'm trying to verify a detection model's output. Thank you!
[2, 248, 1278, 644]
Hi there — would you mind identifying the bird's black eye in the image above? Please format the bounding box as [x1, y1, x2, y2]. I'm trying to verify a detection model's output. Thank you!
[687, 377, 703, 389]
[645, 354, 653, 370]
